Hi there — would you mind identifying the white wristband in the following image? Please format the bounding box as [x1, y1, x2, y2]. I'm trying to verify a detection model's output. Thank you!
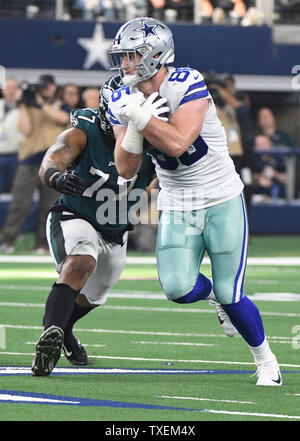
[121, 120, 144, 155]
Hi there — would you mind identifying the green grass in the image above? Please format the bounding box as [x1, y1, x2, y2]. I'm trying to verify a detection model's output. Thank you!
[0, 264, 300, 422]
[0, 236, 300, 421]
[1, 232, 300, 257]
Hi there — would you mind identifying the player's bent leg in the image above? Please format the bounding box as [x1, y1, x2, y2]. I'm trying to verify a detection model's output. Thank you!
[43, 255, 97, 331]
[62, 234, 128, 366]
[58, 254, 96, 291]
[156, 210, 211, 302]
[32, 215, 100, 376]
[33, 255, 96, 375]
[81, 233, 128, 306]
[204, 194, 247, 336]
[204, 194, 248, 305]
[205, 194, 282, 385]
[206, 194, 265, 344]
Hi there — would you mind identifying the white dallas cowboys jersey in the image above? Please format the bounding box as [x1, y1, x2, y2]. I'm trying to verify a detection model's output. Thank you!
[108, 66, 244, 210]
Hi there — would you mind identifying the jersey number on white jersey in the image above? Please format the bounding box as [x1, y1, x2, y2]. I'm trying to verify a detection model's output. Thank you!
[149, 135, 208, 170]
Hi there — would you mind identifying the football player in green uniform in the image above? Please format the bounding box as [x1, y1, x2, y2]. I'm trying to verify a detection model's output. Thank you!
[31, 76, 158, 376]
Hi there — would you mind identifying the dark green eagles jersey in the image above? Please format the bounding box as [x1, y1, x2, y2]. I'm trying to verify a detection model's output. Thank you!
[57, 108, 155, 237]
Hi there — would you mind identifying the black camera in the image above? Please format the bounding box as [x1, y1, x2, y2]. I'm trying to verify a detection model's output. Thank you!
[20, 82, 40, 107]
[20, 75, 55, 107]
[204, 72, 228, 108]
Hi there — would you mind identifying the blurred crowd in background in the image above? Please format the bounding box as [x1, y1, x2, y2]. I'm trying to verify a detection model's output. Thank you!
[1, 1, 300, 25]
[0, 0, 299, 253]
[0, 72, 297, 253]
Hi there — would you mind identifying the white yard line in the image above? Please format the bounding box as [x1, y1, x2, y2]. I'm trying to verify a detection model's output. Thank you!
[0, 367, 241, 375]
[200, 409, 300, 420]
[1, 285, 300, 302]
[0, 393, 79, 405]
[131, 341, 216, 347]
[0, 301, 299, 317]
[1, 349, 299, 368]
[159, 395, 254, 404]
[25, 341, 107, 348]
[0, 323, 296, 344]
[1, 255, 300, 265]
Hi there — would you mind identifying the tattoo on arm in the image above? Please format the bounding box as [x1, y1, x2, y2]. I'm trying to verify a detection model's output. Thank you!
[39, 128, 86, 183]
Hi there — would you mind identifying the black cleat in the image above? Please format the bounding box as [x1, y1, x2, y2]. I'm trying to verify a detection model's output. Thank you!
[32, 325, 63, 376]
[63, 333, 88, 366]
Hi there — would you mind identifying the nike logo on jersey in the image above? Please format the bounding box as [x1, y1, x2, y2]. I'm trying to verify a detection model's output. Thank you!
[108, 161, 116, 166]
[194, 75, 199, 80]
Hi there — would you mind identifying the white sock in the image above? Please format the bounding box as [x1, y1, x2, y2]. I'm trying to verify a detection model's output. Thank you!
[249, 337, 274, 364]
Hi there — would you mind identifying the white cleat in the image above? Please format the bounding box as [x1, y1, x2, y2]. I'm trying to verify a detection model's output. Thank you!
[209, 300, 238, 337]
[254, 355, 282, 386]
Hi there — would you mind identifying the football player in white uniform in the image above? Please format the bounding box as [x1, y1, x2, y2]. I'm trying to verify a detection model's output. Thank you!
[107, 17, 282, 386]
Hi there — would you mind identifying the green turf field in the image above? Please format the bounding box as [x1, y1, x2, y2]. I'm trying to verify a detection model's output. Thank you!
[0, 234, 299, 422]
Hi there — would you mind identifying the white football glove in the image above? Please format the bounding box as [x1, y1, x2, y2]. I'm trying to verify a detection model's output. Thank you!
[119, 91, 170, 131]
[118, 92, 146, 126]
[142, 92, 170, 122]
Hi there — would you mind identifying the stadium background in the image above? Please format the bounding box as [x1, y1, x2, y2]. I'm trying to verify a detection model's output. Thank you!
[0, 0, 300, 424]
[1, 0, 300, 239]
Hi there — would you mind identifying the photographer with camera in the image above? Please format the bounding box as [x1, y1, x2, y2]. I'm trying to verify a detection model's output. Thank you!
[0, 74, 70, 254]
[0, 78, 24, 194]
[206, 73, 254, 211]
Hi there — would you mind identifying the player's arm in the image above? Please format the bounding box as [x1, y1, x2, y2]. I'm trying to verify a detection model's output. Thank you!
[112, 92, 170, 179]
[141, 99, 209, 157]
[39, 127, 87, 195]
[113, 125, 144, 180]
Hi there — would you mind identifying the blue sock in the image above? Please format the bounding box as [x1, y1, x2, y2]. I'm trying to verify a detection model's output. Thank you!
[222, 296, 265, 347]
[174, 273, 212, 304]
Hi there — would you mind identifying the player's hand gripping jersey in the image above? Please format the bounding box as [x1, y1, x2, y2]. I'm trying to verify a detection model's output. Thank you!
[108, 67, 244, 210]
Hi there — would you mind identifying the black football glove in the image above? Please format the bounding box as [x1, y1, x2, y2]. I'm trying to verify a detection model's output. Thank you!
[51, 171, 86, 196]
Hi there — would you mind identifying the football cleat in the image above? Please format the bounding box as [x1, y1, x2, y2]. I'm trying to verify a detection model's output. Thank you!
[63, 333, 88, 366]
[209, 300, 238, 337]
[253, 355, 282, 386]
[32, 325, 63, 376]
